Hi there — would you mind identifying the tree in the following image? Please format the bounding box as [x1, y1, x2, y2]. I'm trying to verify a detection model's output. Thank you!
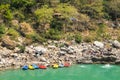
[0, 4, 13, 21]
[53, 4, 79, 32]
[104, 0, 120, 20]
[34, 5, 53, 24]
[80, 0, 104, 19]
[11, 0, 35, 13]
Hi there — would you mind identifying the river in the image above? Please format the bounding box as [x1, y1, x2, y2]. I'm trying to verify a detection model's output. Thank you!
[0, 64, 120, 80]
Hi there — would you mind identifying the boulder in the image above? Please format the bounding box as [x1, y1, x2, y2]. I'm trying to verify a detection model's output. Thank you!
[112, 40, 120, 48]
[40, 57, 47, 62]
[48, 45, 56, 49]
[92, 55, 117, 63]
[115, 60, 120, 64]
[77, 59, 93, 64]
[68, 50, 74, 54]
[67, 46, 75, 54]
[59, 51, 67, 55]
[93, 41, 104, 48]
[101, 55, 117, 62]
[60, 47, 67, 51]
[34, 46, 47, 55]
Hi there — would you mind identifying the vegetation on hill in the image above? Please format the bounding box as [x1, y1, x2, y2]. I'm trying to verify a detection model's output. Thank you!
[0, 0, 120, 46]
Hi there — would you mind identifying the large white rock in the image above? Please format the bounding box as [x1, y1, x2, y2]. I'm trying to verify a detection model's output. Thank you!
[94, 41, 104, 48]
[40, 57, 47, 62]
[48, 45, 56, 49]
[112, 40, 120, 48]
[34, 46, 47, 54]
[59, 51, 67, 55]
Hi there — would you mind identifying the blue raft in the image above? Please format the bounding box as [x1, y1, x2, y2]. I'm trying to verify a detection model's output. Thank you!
[32, 64, 39, 69]
[22, 65, 28, 70]
[59, 63, 64, 68]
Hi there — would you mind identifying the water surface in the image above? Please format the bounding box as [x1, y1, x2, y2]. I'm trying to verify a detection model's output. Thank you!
[0, 64, 120, 80]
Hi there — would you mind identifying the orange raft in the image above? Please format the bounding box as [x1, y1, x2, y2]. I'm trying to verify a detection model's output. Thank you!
[39, 65, 47, 69]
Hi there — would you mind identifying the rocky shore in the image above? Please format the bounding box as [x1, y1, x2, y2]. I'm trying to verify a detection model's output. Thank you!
[0, 40, 120, 70]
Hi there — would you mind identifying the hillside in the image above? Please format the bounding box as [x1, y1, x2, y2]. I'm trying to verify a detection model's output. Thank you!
[0, 0, 120, 50]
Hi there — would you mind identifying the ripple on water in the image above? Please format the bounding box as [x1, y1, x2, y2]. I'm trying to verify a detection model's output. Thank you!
[101, 64, 113, 69]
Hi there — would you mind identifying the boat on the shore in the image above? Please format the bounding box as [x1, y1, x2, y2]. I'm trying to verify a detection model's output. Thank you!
[28, 65, 34, 70]
[39, 65, 47, 69]
[59, 63, 64, 68]
[53, 64, 59, 69]
[64, 62, 70, 67]
[32, 64, 39, 69]
[22, 65, 28, 70]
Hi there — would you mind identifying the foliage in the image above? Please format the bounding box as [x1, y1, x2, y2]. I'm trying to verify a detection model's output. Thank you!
[51, 3, 79, 31]
[83, 36, 94, 42]
[55, 4, 78, 20]
[0, 4, 10, 12]
[7, 28, 19, 40]
[0, 4, 13, 20]
[26, 33, 46, 43]
[11, 0, 35, 9]
[0, 24, 6, 34]
[75, 34, 82, 43]
[0, 0, 120, 44]
[0, 24, 6, 38]
[50, 18, 63, 31]
[4, 10, 13, 20]
[103, 0, 120, 20]
[43, 29, 62, 40]
[13, 10, 25, 21]
[34, 5, 53, 24]
[18, 45, 25, 53]
[80, 0, 104, 19]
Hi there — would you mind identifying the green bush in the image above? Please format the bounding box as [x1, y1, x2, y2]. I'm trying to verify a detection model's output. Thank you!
[13, 11, 25, 21]
[83, 36, 94, 42]
[44, 29, 62, 40]
[26, 33, 46, 43]
[0, 24, 6, 38]
[0, 24, 6, 34]
[102, 32, 111, 40]
[4, 10, 13, 20]
[18, 45, 25, 53]
[66, 33, 74, 41]
[7, 28, 19, 40]
[34, 5, 53, 24]
[75, 34, 82, 43]
[50, 19, 63, 31]
[117, 36, 120, 42]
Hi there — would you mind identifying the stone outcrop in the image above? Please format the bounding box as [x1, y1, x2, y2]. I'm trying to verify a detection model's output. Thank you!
[112, 40, 120, 48]
[0, 40, 120, 70]
[93, 41, 104, 48]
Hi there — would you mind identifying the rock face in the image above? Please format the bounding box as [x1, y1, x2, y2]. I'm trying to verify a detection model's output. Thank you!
[112, 40, 120, 48]
[92, 55, 117, 63]
[0, 40, 120, 70]
[1, 36, 16, 50]
[94, 41, 104, 48]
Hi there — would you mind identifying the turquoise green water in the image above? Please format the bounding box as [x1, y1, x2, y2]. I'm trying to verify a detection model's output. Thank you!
[0, 64, 120, 80]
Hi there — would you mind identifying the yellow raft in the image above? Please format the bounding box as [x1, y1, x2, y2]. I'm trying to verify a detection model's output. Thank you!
[28, 65, 34, 70]
[53, 64, 58, 69]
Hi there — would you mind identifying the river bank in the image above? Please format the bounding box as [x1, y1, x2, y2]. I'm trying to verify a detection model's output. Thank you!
[0, 40, 120, 70]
